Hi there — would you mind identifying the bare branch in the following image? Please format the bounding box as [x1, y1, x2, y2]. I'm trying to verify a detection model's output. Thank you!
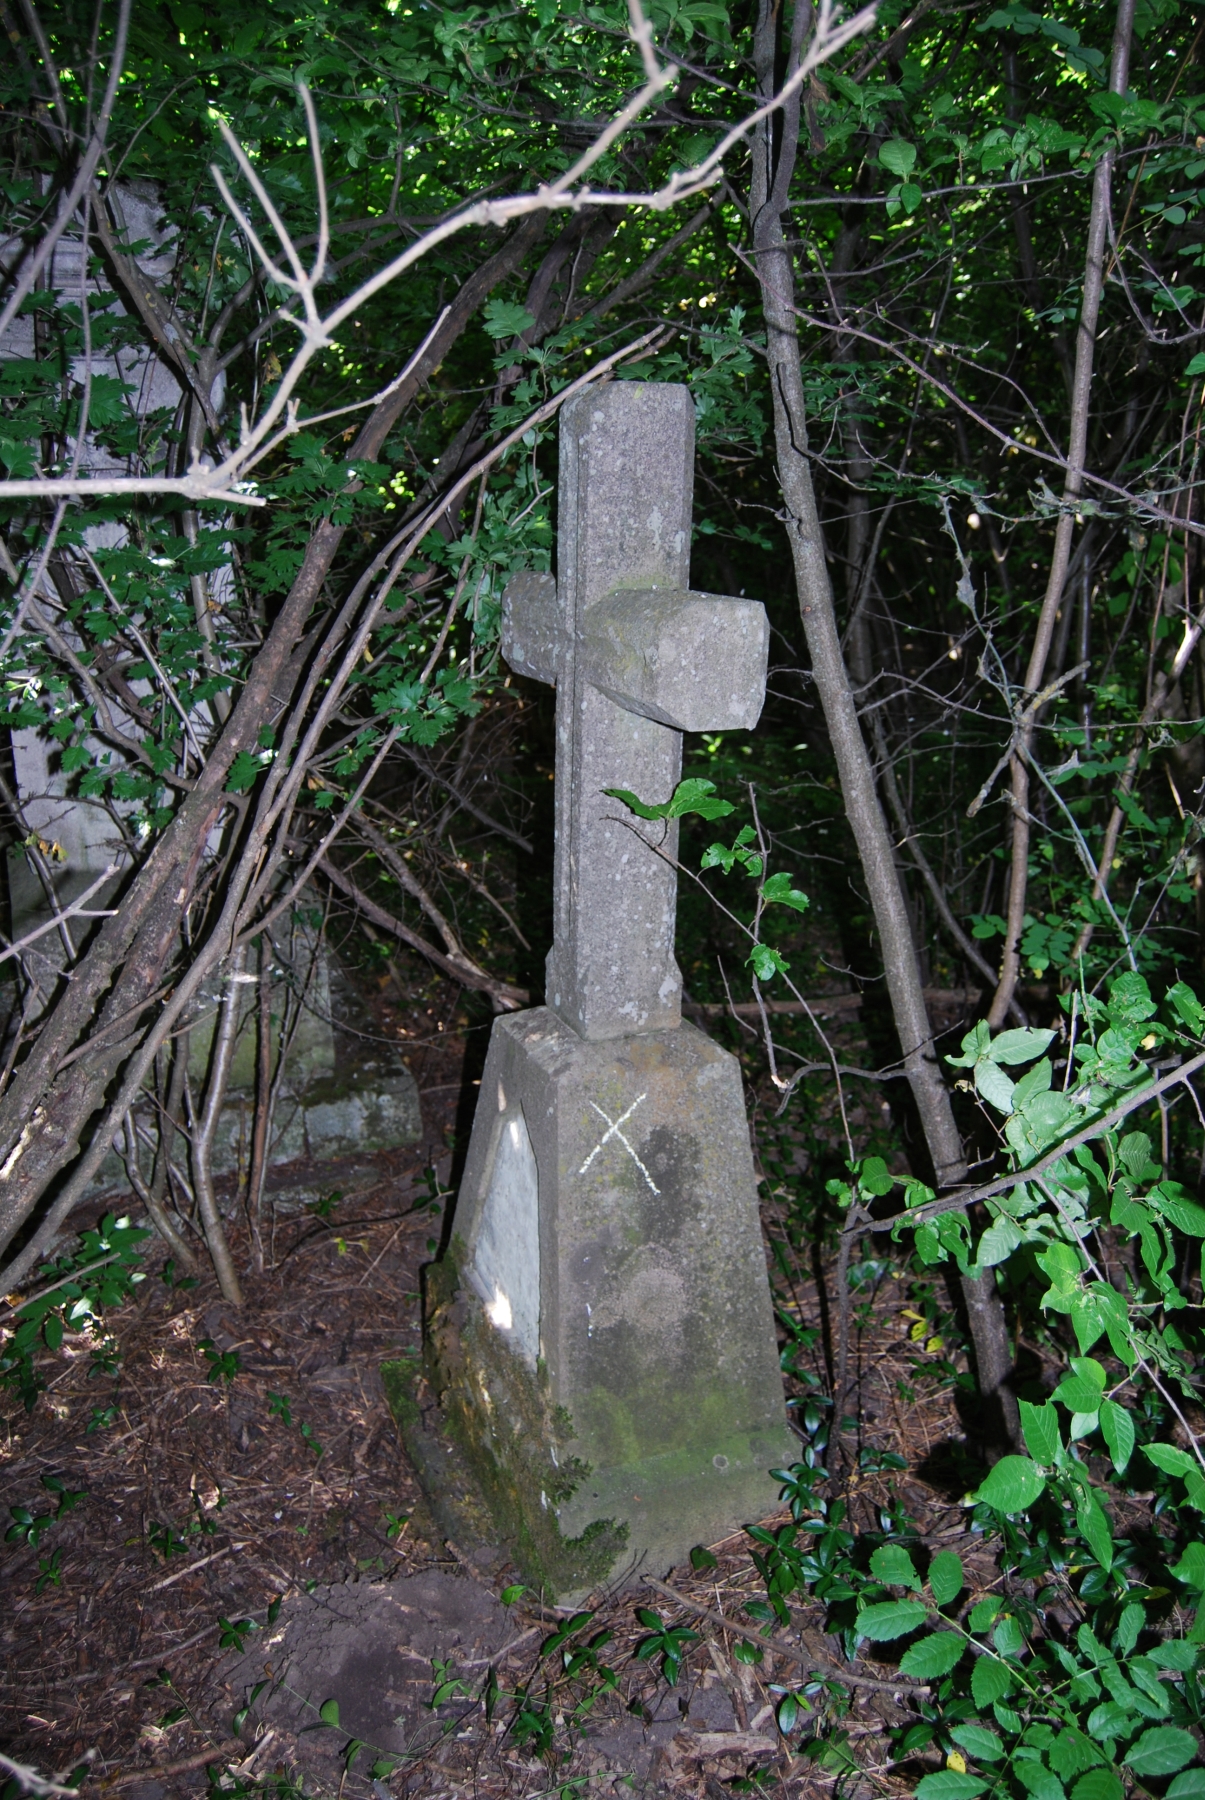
[0, 0, 875, 506]
[0, 864, 120, 968]
[0, 0, 131, 346]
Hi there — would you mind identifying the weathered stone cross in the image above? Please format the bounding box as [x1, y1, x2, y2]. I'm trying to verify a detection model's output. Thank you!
[416, 383, 792, 1600]
[501, 381, 768, 1040]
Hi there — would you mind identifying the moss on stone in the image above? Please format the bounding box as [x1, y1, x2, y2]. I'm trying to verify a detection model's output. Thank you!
[416, 1246, 627, 1598]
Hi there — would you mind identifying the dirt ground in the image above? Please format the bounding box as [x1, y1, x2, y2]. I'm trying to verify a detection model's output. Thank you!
[0, 982, 999, 1800]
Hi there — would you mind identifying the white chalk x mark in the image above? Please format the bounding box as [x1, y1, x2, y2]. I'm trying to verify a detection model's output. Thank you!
[577, 1093, 660, 1195]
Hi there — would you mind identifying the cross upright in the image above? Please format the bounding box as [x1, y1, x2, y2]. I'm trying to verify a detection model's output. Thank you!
[502, 380, 768, 1040]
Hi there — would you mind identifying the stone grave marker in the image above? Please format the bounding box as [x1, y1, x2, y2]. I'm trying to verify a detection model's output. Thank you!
[1, 199, 420, 1196]
[410, 382, 792, 1599]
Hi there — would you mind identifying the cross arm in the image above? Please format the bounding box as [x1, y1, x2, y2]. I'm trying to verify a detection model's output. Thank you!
[579, 589, 768, 733]
[501, 572, 558, 687]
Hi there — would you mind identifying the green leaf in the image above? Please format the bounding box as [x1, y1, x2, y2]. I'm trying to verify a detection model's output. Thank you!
[879, 138, 918, 178]
[1168, 1772, 1205, 1799]
[899, 1632, 965, 1678]
[985, 1027, 1056, 1064]
[971, 1657, 1013, 1706]
[1187, 355, 1205, 379]
[1071, 1773, 1124, 1800]
[748, 942, 789, 981]
[974, 1060, 1016, 1112]
[973, 1456, 1046, 1514]
[1052, 1357, 1107, 1414]
[856, 1599, 928, 1641]
[977, 1217, 1023, 1265]
[1167, 981, 1205, 1032]
[1174, 1544, 1205, 1589]
[950, 1723, 1004, 1762]
[1020, 1400, 1061, 1465]
[1150, 1182, 1205, 1235]
[667, 778, 735, 819]
[948, 1021, 991, 1067]
[914, 1775, 988, 1800]
[1125, 1727, 1197, 1776]
[1099, 1401, 1134, 1475]
[1075, 1485, 1113, 1571]
[869, 1543, 920, 1589]
[1146, 1442, 1198, 1478]
[225, 750, 264, 794]
[603, 778, 734, 823]
[777, 1692, 801, 1734]
[1115, 1601, 1144, 1656]
[319, 1698, 340, 1728]
[1118, 1131, 1154, 1180]
[1150, 1641, 1198, 1671]
[689, 1546, 718, 1572]
[1049, 1732, 1105, 1778]
[858, 1155, 895, 1196]
[928, 1550, 964, 1607]
[603, 786, 667, 820]
[760, 871, 809, 913]
[482, 299, 536, 339]
[1051, 1368, 1109, 1411]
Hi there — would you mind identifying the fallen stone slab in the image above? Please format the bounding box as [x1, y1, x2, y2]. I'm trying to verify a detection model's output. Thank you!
[223, 1571, 512, 1777]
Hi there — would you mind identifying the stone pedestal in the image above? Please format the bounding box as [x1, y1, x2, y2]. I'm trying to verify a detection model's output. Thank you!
[415, 1008, 792, 1597]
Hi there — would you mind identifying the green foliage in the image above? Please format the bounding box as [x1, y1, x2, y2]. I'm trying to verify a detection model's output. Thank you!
[608, 784, 807, 984]
[0, 1216, 149, 1412]
[603, 777, 734, 822]
[3, 1470, 83, 1553]
[974, 1456, 1047, 1515]
[897, 976, 1205, 1401]
[633, 1608, 699, 1684]
[197, 1339, 242, 1386]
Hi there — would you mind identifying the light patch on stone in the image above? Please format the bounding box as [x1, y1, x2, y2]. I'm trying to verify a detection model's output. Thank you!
[471, 1110, 540, 1367]
[485, 1288, 512, 1331]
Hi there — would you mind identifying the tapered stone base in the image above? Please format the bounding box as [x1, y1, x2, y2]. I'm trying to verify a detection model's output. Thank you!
[413, 1008, 792, 1600]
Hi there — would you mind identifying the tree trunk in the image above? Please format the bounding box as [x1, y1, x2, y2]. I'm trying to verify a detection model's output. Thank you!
[751, 0, 1019, 1447]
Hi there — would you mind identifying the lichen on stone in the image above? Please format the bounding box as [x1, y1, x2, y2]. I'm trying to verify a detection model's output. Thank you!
[415, 1244, 627, 1597]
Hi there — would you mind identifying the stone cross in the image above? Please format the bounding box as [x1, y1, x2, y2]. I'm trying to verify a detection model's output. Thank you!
[410, 383, 792, 1602]
[502, 382, 767, 1039]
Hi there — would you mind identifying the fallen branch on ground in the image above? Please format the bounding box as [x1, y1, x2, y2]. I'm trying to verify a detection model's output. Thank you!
[102, 1743, 242, 1790]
